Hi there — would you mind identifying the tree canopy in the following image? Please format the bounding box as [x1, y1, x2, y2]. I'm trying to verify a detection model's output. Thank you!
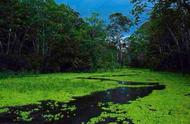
[128, 0, 190, 73]
[0, 0, 189, 73]
[0, 0, 119, 72]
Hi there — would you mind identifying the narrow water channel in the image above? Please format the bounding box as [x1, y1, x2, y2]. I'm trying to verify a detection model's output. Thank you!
[0, 80, 165, 124]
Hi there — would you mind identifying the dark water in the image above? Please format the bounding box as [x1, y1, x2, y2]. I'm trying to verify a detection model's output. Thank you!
[78, 77, 159, 86]
[87, 74, 139, 78]
[0, 81, 165, 124]
[185, 93, 190, 96]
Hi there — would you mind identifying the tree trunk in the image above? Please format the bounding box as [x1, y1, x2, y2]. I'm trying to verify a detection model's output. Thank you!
[12, 32, 18, 54]
[0, 40, 4, 54]
[176, 0, 190, 72]
[32, 39, 37, 53]
[19, 28, 29, 55]
[6, 28, 11, 55]
[166, 24, 184, 73]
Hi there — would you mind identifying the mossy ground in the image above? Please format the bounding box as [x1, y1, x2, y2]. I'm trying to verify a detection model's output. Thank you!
[0, 73, 120, 107]
[86, 69, 190, 124]
[0, 68, 190, 124]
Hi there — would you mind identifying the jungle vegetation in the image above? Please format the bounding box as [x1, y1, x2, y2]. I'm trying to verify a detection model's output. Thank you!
[128, 0, 190, 73]
[0, 1, 190, 123]
[0, 0, 190, 73]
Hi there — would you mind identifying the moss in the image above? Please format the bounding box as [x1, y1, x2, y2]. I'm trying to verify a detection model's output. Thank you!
[87, 68, 190, 124]
[0, 68, 190, 123]
[43, 113, 64, 121]
[0, 108, 8, 113]
[20, 111, 32, 122]
[0, 74, 121, 107]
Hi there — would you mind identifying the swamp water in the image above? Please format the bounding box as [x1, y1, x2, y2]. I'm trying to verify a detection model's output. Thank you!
[0, 79, 165, 124]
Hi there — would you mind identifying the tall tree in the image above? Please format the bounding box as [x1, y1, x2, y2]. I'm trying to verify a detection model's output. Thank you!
[129, 0, 190, 72]
[107, 13, 132, 65]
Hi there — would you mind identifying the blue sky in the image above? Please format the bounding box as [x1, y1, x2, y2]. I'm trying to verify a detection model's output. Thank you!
[56, 0, 148, 35]
[56, 0, 133, 20]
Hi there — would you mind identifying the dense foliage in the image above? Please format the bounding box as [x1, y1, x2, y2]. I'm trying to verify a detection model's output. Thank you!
[0, 0, 118, 72]
[0, 0, 189, 73]
[128, 0, 190, 73]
